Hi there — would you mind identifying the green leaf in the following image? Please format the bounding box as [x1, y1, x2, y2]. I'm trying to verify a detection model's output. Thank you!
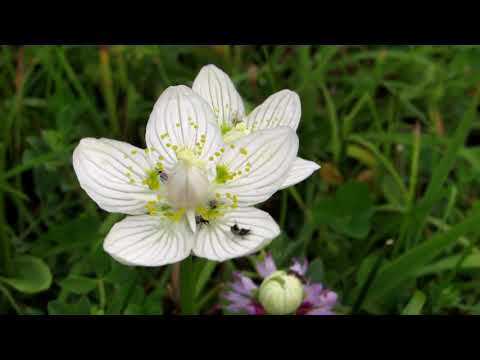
[59, 275, 98, 295]
[321, 84, 340, 163]
[349, 135, 408, 199]
[366, 202, 480, 303]
[22, 307, 45, 315]
[144, 286, 166, 315]
[124, 303, 144, 315]
[402, 290, 427, 315]
[194, 259, 217, 298]
[144, 267, 171, 315]
[306, 259, 325, 283]
[0, 255, 52, 294]
[406, 91, 480, 242]
[88, 247, 111, 277]
[128, 284, 146, 305]
[381, 175, 405, 206]
[315, 181, 374, 239]
[37, 215, 100, 245]
[356, 253, 382, 285]
[90, 306, 105, 315]
[414, 251, 480, 276]
[48, 297, 91, 315]
[460, 303, 480, 315]
[105, 261, 140, 315]
[106, 261, 139, 285]
[0, 151, 68, 181]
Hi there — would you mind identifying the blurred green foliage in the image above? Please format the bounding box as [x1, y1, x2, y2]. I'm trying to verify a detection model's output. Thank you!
[1, 45, 480, 315]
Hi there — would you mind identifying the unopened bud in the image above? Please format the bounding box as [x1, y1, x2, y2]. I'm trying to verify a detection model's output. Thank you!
[258, 271, 304, 315]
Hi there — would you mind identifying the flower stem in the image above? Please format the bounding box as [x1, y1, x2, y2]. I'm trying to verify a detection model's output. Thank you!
[351, 241, 393, 314]
[0, 284, 22, 315]
[179, 257, 198, 315]
[99, 45, 119, 136]
[0, 143, 13, 276]
[97, 278, 107, 310]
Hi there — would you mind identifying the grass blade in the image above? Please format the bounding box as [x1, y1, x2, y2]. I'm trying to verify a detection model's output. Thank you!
[367, 202, 480, 303]
[194, 260, 217, 299]
[408, 90, 480, 243]
[401, 290, 426, 315]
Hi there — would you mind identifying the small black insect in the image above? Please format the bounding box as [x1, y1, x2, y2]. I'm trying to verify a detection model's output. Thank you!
[287, 269, 308, 284]
[195, 215, 209, 226]
[230, 224, 251, 237]
[209, 200, 218, 209]
[158, 171, 168, 183]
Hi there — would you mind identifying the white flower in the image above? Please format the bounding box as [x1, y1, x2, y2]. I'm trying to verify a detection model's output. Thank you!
[192, 64, 320, 190]
[73, 85, 299, 266]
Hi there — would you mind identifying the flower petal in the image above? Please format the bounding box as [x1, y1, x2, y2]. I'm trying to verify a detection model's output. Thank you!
[289, 258, 308, 276]
[222, 293, 259, 315]
[255, 253, 277, 278]
[244, 89, 301, 132]
[278, 157, 320, 190]
[222, 290, 251, 305]
[192, 64, 245, 127]
[72, 138, 158, 215]
[231, 272, 258, 296]
[192, 207, 280, 262]
[186, 209, 197, 233]
[304, 283, 324, 306]
[305, 308, 336, 315]
[215, 127, 299, 206]
[103, 215, 193, 267]
[145, 85, 223, 169]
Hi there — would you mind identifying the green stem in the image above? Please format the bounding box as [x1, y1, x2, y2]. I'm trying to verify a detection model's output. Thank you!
[352, 241, 394, 313]
[288, 187, 312, 222]
[196, 285, 222, 311]
[351, 253, 384, 314]
[349, 135, 408, 200]
[56, 47, 106, 134]
[279, 191, 288, 228]
[0, 284, 22, 315]
[407, 123, 421, 210]
[0, 144, 12, 276]
[99, 46, 119, 136]
[399, 124, 422, 253]
[97, 279, 107, 310]
[262, 46, 277, 91]
[321, 84, 341, 164]
[180, 257, 198, 315]
[343, 93, 370, 138]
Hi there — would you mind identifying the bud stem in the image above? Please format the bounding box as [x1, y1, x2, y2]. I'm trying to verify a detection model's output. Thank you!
[179, 257, 198, 315]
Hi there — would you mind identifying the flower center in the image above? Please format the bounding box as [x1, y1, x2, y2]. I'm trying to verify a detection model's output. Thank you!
[165, 150, 210, 209]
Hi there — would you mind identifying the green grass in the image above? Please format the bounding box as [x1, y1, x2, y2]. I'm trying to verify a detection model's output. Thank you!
[1, 45, 480, 315]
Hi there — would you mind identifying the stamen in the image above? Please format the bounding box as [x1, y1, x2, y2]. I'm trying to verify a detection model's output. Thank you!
[159, 171, 168, 183]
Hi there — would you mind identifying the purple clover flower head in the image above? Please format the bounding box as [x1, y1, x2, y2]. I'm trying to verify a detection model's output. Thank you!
[220, 272, 262, 315]
[231, 272, 257, 296]
[222, 290, 263, 315]
[297, 284, 338, 315]
[221, 253, 339, 315]
[255, 253, 277, 278]
[289, 258, 308, 276]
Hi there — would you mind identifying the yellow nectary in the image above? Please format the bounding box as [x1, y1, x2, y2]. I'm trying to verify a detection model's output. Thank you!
[223, 122, 251, 143]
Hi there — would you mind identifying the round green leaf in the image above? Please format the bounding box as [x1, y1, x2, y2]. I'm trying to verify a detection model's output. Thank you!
[0, 255, 52, 294]
[59, 275, 98, 295]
